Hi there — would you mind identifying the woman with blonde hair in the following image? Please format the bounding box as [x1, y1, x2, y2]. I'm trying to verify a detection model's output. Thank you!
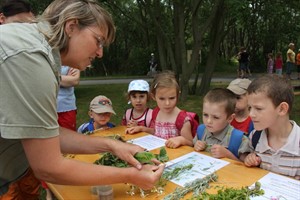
[0, 0, 164, 198]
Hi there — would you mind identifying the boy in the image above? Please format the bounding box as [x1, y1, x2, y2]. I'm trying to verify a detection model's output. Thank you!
[194, 88, 251, 161]
[244, 75, 300, 179]
[227, 78, 254, 136]
[77, 95, 116, 134]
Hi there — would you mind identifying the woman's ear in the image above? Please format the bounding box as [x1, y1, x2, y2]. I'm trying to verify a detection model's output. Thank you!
[65, 19, 78, 37]
[278, 102, 289, 116]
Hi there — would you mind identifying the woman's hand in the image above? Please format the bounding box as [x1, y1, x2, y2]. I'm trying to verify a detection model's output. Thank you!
[128, 163, 165, 190]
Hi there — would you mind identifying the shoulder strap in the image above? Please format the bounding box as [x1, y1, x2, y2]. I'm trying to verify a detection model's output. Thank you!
[228, 128, 244, 158]
[125, 108, 133, 123]
[196, 124, 206, 140]
[151, 107, 160, 122]
[247, 120, 254, 136]
[252, 130, 262, 149]
[175, 110, 187, 131]
[144, 108, 153, 127]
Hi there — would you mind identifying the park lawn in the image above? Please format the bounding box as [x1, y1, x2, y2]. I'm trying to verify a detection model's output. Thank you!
[75, 83, 300, 129]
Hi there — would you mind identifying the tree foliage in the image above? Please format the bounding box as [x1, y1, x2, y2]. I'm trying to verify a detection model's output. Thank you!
[29, 0, 300, 99]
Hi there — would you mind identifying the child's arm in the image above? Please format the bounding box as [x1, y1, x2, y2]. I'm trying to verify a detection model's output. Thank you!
[167, 120, 193, 147]
[125, 126, 154, 135]
[244, 153, 262, 167]
[210, 144, 240, 161]
[165, 136, 193, 148]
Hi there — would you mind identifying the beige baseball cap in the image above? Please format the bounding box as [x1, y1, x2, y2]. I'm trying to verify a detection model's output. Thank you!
[89, 95, 116, 114]
[227, 78, 251, 95]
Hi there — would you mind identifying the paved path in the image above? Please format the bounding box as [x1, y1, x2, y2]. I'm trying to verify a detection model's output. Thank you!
[79, 75, 251, 85]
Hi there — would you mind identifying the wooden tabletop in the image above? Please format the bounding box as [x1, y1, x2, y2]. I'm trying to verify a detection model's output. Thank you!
[47, 126, 268, 200]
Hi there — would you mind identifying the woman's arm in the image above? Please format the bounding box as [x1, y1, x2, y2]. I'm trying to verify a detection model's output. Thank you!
[21, 129, 165, 189]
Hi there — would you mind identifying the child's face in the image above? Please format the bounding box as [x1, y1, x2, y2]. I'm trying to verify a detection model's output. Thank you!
[129, 92, 148, 111]
[202, 102, 233, 134]
[89, 111, 112, 126]
[235, 94, 249, 113]
[153, 87, 177, 114]
[248, 92, 279, 131]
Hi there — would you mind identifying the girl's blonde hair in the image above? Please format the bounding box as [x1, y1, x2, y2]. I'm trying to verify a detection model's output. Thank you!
[150, 70, 180, 97]
[41, 0, 115, 52]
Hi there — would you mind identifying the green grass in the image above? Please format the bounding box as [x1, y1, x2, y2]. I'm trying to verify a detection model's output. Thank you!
[75, 83, 300, 128]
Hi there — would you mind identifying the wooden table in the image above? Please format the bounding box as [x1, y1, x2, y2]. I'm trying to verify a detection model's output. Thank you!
[48, 126, 269, 200]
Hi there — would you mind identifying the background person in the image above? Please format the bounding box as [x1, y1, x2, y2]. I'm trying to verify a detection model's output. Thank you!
[57, 66, 80, 131]
[275, 52, 283, 76]
[296, 49, 300, 80]
[0, 0, 164, 198]
[0, 0, 34, 24]
[286, 43, 295, 80]
[227, 78, 254, 136]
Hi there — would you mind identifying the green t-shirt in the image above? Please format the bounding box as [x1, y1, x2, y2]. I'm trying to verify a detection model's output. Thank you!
[0, 22, 60, 194]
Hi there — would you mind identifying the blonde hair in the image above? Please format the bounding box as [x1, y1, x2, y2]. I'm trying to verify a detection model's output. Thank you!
[41, 0, 115, 52]
[150, 70, 180, 97]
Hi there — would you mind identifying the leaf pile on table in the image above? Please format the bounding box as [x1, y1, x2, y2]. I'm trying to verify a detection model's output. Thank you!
[94, 146, 169, 167]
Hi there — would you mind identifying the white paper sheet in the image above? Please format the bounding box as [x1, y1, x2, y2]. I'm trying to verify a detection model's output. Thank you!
[164, 152, 229, 187]
[250, 172, 300, 200]
[127, 135, 166, 151]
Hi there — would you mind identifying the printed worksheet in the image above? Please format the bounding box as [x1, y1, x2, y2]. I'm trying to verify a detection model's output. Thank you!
[164, 152, 229, 187]
[250, 172, 300, 200]
[127, 135, 166, 151]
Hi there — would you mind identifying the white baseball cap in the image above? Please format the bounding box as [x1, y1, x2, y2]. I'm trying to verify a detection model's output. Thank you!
[128, 80, 149, 92]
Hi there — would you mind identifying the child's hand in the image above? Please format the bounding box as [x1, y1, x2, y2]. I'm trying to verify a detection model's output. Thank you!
[210, 144, 228, 158]
[244, 153, 261, 167]
[127, 119, 138, 127]
[125, 126, 141, 134]
[194, 141, 206, 151]
[165, 138, 181, 149]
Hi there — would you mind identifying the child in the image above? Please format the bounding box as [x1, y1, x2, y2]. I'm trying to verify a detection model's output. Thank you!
[147, 70, 194, 148]
[275, 52, 283, 76]
[244, 75, 300, 179]
[77, 95, 116, 134]
[227, 78, 254, 136]
[123, 80, 153, 134]
[194, 88, 251, 161]
[267, 53, 274, 74]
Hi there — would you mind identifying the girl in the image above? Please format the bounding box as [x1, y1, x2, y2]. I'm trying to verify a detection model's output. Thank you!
[150, 71, 193, 148]
[275, 52, 283, 76]
[124, 80, 153, 134]
[267, 53, 274, 74]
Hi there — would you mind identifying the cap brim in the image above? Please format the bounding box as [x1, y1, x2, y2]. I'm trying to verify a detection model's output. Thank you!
[91, 107, 116, 115]
[227, 86, 246, 95]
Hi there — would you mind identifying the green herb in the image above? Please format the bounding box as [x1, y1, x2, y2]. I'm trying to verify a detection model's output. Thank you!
[94, 147, 169, 167]
[162, 164, 194, 180]
[134, 151, 156, 164]
[190, 181, 264, 200]
[163, 173, 218, 200]
[156, 147, 169, 162]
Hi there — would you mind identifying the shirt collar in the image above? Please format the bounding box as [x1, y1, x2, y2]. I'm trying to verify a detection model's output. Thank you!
[256, 121, 300, 155]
